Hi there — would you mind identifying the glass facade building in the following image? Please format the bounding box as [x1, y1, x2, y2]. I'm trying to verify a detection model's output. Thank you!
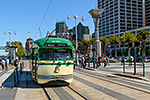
[145, 0, 150, 26]
[98, 0, 143, 38]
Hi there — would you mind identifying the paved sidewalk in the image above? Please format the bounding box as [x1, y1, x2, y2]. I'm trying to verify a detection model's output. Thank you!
[76, 62, 150, 81]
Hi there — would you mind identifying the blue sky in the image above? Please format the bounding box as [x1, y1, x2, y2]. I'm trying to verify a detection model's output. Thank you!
[0, 0, 96, 55]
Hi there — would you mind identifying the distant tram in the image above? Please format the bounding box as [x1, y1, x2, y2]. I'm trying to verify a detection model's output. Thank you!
[30, 36, 74, 84]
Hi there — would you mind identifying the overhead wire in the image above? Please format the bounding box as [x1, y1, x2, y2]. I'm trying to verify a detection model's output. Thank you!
[38, 0, 53, 38]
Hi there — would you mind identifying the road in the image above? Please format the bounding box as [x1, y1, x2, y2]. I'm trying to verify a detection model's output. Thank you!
[0, 61, 150, 100]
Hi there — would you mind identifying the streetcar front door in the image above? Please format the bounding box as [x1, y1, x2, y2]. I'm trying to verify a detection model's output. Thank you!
[32, 49, 38, 80]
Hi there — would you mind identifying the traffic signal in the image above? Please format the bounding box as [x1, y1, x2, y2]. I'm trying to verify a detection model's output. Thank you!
[129, 42, 133, 47]
[134, 41, 140, 47]
[92, 47, 96, 51]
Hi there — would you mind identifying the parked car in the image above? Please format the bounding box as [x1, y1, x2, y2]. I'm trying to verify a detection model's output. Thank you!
[146, 57, 150, 62]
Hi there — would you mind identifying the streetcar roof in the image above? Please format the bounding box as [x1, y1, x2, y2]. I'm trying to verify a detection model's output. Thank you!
[33, 38, 73, 49]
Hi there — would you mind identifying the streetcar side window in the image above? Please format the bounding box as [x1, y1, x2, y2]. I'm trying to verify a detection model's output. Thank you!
[40, 49, 56, 60]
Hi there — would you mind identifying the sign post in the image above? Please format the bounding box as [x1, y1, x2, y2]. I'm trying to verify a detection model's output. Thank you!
[133, 41, 140, 75]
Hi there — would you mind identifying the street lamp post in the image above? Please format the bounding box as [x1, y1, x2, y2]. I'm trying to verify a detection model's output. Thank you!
[89, 9, 104, 56]
[67, 15, 84, 66]
[4, 31, 17, 46]
[4, 31, 17, 64]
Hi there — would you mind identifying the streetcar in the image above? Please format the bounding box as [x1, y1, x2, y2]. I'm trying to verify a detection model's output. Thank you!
[30, 35, 74, 84]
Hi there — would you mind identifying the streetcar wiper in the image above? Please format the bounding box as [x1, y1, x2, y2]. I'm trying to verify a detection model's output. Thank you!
[63, 60, 66, 63]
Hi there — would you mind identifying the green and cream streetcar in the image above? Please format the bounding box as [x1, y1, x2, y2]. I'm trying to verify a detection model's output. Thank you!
[30, 36, 74, 84]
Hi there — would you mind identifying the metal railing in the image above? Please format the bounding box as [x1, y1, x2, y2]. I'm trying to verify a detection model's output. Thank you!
[122, 62, 146, 77]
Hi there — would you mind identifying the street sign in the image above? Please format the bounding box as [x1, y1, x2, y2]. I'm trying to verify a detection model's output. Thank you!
[0, 46, 5, 50]
[6, 42, 10, 48]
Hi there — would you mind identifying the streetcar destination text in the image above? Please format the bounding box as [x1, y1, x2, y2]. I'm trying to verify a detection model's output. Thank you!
[45, 43, 67, 47]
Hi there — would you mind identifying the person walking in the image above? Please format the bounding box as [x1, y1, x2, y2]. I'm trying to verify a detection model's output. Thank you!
[2, 58, 5, 70]
[106, 56, 110, 66]
[84, 56, 87, 67]
[14, 58, 19, 68]
[98, 54, 101, 67]
[103, 56, 107, 67]
[95, 55, 98, 68]
[121, 55, 125, 65]
[4, 58, 8, 70]
[81, 56, 85, 68]
[87, 55, 91, 67]
[129, 56, 132, 66]
[79, 57, 81, 67]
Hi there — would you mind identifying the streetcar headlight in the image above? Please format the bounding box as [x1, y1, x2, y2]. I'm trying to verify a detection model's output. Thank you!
[41, 61, 45, 63]
[67, 61, 71, 64]
[55, 68, 60, 73]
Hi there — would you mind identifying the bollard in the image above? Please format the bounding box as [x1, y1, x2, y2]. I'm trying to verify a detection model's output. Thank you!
[16, 67, 19, 81]
[123, 63, 125, 73]
[14, 70, 16, 86]
[20, 63, 22, 73]
[142, 62, 145, 77]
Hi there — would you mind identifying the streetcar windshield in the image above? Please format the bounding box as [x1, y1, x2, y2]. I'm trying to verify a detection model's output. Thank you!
[40, 49, 56, 60]
[57, 49, 72, 60]
[39, 49, 72, 60]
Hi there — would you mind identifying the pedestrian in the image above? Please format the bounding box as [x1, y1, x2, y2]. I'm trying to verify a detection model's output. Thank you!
[87, 55, 91, 67]
[129, 56, 132, 66]
[95, 55, 98, 68]
[98, 54, 101, 67]
[106, 56, 110, 66]
[79, 57, 81, 67]
[81, 56, 85, 68]
[4, 58, 8, 70]
[2, 58, 5, 70]
[121, 55, 125, 65]
[103, 55, 107, 67]
[84, 56, 87, 67]
[14, 58, 19, 68]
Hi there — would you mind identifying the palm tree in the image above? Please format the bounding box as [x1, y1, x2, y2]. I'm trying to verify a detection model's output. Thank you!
[99, 36, 110, 56]
[122, 31, 137, 56]
[82, 39, 90, 56]
[137, 29, 150, 57]
[109, 35, 120, 58]
[78, 41, 83, 56]
[119, 36, 126, 55]
[89, 37, 95, 45]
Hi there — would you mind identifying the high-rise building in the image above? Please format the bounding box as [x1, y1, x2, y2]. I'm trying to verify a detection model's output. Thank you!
[73, 22, 90, 41]
[145, 0, 150, 26]
[56, 21, 68, 35]
[98, 0, 143, 38]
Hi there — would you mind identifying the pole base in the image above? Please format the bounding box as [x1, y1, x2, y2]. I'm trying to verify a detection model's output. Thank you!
[93, 40, 101, 56]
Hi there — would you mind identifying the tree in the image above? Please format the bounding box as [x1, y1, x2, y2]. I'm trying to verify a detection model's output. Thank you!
[82, 39, 90, 56]
[99, 36, 110, 56]
[7, 41, 27, 59]
[109, 35, 120, 58]
[78, 41, 83, 56]
[89, 37, 95, 45]
[137, 29, 150, 57]
[122, 31, 137, 56]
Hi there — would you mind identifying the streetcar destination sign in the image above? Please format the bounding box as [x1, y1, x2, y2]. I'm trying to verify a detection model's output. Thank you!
[45, 43, 67, 47]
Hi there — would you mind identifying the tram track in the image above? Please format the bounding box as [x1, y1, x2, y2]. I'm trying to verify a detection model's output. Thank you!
[41, 84, 88, 100]
[26, 71, 87, 100]
[74, 69, 150, 94]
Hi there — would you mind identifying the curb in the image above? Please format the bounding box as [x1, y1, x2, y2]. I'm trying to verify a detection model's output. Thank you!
[114, 73, 150, 81]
